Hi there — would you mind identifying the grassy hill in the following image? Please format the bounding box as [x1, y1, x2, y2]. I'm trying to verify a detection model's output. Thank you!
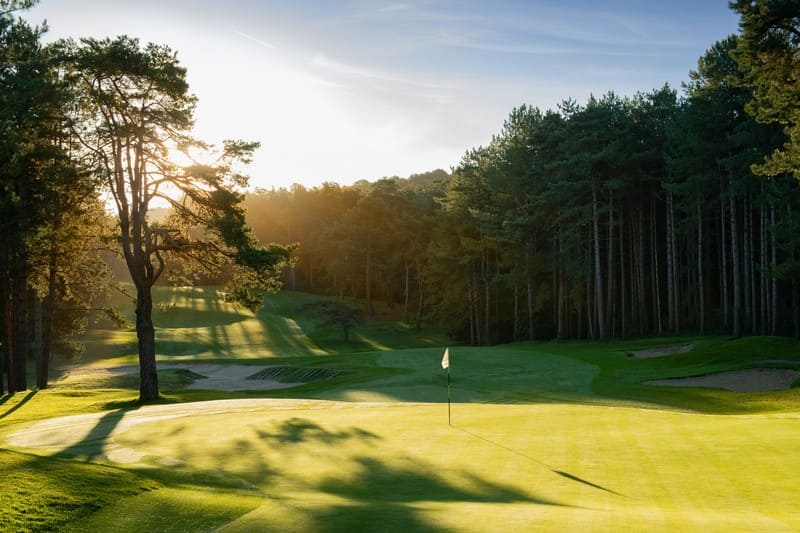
[2, 287, 800, 531]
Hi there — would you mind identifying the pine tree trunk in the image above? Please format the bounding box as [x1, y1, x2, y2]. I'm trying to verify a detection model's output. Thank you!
[473, 265, 481, 345]
[652, 202, 663, 335]
[760, 192, 768, 334]
[0, 238, 6, 395]
[1, 271, 12, 394]
[38, 238, 59, 390]
[697, 198, 705, 334]
[13, 269, 28, 392]
[557, 269, 565, 340]
[633, 210, 643, 335]
[365, 250, 374, 317]
[404, 259, 410, 324]
[750, 196, 757, 333]
[557, 229, 565, 340]
[743, 195, 753, 333]
[527, 275, 534, 340]
[606, 190, 615, 335]
[794, 280, 800, 340]
[620, 212, 626, 338]
[33, 296, 42, 388]
[467, 269, 475, 345]
[586, 273, 593, 340]
[720, 190, 729, 329]
[666, 192, 675, 332]
[415, 262, 424, 330]
[592, 182, 606, 340]
[136, 283, 159, 402]
[670, 193, 679, 333]
[770, 203, 778, 336]
[513, 282, 519, 342]
[484, 251, 490, 345]
[729, 184, 741, 338]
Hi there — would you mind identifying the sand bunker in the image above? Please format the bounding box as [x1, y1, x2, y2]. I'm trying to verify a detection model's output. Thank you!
[60, 364, 302, 392]
[162, 364, 303, 391]
[628, 344, 693, 359]
[645, 368, 800, 392]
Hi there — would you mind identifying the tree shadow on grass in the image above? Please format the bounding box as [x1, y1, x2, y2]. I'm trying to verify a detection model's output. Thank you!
[54, 408, 134, 460]
[309, 502, 447, 533]
[0, 390, 37, 419]
[319, 456, 548, 504]
[255, 417, 380, 445]
[307, 455, 570, 532]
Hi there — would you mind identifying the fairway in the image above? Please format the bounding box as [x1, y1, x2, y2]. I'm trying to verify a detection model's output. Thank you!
[3, 287, 800, 531]
[7, 397, 800, 531]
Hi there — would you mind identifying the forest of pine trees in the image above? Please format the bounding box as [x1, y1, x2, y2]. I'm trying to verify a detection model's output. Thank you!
[243, 28, 800, 344]
[2, 0, 800, 393]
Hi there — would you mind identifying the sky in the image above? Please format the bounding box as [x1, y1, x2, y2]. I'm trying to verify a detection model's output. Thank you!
[26, 0, 741, 190]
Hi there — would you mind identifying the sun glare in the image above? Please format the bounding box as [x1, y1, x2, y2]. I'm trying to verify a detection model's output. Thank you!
[167, 146, 195, 169]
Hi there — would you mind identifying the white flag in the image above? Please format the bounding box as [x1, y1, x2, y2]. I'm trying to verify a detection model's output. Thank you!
[441, 347, 450, 369]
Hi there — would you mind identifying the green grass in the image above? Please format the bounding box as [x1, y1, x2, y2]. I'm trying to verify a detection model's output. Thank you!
[0, 449, 159, 532]
[3, 287, 800, 531]
[78, 286, 449, 365]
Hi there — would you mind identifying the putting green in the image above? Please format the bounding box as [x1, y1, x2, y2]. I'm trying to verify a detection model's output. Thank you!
[9, 397, 799, 531]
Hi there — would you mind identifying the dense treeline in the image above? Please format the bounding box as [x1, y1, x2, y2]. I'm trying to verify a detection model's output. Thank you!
[2, 1, 799, 391]
[245, 17, 800, 344]
[0, 0, 114, 393]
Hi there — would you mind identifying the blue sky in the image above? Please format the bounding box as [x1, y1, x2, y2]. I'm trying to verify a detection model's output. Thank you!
[27, 1, 740, 189]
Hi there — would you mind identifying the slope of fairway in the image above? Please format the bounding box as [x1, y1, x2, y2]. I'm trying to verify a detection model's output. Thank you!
[78, 286, 449, 366]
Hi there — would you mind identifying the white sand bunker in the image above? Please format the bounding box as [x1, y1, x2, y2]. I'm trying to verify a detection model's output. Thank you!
[645, 368, 800, 392]
[75, 364, 302, 392]
[161, 364, 302, 391]
[628, 344, 693, 359]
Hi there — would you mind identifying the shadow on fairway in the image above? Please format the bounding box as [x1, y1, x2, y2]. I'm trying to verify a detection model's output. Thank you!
[307, 455, 569, 532]
[454, 426, 625, 498]
[552, 470, 623, 497]
[55, 407, 134, 459]
[0, 390, 38, 420]
[308, 502, 447, 533]
[255, 417, 379, 445]
[319, 456, 549, 504]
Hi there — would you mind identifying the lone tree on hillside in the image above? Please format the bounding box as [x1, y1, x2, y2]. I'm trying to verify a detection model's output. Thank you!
[64, 36, 290, 402]
[301, 300, 363, 342]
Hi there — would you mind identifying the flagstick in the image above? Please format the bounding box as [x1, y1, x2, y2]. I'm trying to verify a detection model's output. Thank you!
[447, 366, 451, 426]
[441, 347, 451, 426]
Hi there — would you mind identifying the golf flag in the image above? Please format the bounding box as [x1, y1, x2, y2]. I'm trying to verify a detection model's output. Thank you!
[442, 347, 451, 425]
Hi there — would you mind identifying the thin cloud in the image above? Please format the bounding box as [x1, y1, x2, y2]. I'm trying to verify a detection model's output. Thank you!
[378, 3, 410, 13]
[435, 31, 677, 58]
[233, 30, 278, 50]
[310, 53, 448, 91]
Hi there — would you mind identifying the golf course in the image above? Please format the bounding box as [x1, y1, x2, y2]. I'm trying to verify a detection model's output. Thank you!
[1, 286, 799, 532]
